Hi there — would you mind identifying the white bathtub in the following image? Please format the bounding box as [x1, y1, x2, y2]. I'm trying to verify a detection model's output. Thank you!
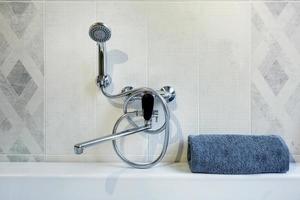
[0, 162, 299, 200]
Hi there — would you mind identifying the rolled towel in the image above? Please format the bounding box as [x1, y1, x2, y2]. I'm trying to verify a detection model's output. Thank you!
[188, 134, 290, 174]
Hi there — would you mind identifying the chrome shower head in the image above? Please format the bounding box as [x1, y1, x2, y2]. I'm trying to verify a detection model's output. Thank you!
[89, 22, 111, 43]
[89, 22, 112, 88]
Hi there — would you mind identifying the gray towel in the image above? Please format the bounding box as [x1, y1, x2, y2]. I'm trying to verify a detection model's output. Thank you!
[188, 134, 290, 174]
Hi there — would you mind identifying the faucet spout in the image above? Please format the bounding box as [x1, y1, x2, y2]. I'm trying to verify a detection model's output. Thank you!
[74, 125, 151, 155]
[74, 145, 84, 155]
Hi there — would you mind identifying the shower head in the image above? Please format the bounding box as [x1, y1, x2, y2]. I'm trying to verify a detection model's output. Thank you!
[89, 22, 111, 43]
[90, 22, 112, 88]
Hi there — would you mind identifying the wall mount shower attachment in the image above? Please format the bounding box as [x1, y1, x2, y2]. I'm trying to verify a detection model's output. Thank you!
[74, 22, 176, 169]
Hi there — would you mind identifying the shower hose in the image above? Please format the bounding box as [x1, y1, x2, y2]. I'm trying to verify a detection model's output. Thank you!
[100, 86, 170, 169]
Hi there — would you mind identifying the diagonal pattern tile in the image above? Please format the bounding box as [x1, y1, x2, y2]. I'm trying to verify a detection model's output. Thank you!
[252, 2, 300, 155]
[0, 109, 11, 132]
[7, 60, 32, 96]
[251, 84, 283, 134]
[0, 2, 44, 159]
[285, 5, 300, 57]
[26, 32, 44, 74]
[285, 83, 300, 123]
[0, 32, 10, 66]
[265, 2, 288, 18]
[0, 2, 37, 38]
[259, 60, 289, 96]
[9, 138, 30, 154]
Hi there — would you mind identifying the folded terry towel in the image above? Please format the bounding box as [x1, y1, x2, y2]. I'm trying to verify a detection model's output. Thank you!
[188, 134, 289, 174]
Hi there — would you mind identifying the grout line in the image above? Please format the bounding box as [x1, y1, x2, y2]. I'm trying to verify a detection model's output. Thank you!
[197, 13, 200, 135]
[94, 0, 97, 161]
[250, 0, 252, 134]
[43, 0, 46, 161]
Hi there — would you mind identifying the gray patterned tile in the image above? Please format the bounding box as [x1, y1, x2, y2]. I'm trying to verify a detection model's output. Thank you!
[0, 2, 37, 38]
[6, 155, 29, 162]
[9, 138, 30, 154]
[0, 118, 12, 132]
[252, 2, 300, 155]
[0, 110, 5, 124]
[32, 102, 44, 134]
[265, 2, 288, 17]
[251, 84, 283, 134]
[0, 2, 44, 160]
[0, 110, 11, 132]
[0, 33, 10, 66]
[252, 8, 265, 32]
[6, 155, 44, 162]
[285, 5, 300, 55]
[17, 79, 38, 107]
[7, 60, 32, 96]
[0, 72, 18, 105]
[259, 60, 289, 96]
[27, 33, 44, 74]
[285, 83, 300, 122]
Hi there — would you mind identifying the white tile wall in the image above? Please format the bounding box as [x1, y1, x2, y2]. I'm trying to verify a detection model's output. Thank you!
[147, 2, 200, 161]
[198, 3, 251, 133]
[1, 1, 300, 162]
[45, 2, 98, 159]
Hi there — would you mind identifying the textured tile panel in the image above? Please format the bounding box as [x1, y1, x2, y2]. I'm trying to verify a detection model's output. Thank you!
[252, 2, 300, 154]
[0, 2, 44, 157]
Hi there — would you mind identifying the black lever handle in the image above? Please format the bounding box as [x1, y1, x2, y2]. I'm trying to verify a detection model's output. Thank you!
[142, 93, 154, 121]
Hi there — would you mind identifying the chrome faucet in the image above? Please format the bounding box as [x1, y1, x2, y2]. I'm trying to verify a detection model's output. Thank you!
[74, 22, 176, 169]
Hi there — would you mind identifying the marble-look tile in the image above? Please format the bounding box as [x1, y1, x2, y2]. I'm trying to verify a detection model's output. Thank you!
[198, 2, 251, 133]
[251, 84, 283, 134]
[265, 2, 288, 17]
[0, 32, 10, 67]
[0, 2, 37, 39]
[259, 59, 289, 96]
[286, 83, 300, 123]
[7, 60, 32, 96]
[0, 2, 44, 157]
[45, 2, 97, 157]
[251, 2, 300, 154]
[9, 138, 30, 154]
[0, 110, 11, 132]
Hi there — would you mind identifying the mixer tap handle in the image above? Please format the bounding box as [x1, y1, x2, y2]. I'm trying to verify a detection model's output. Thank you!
[142, 93, 154, 121]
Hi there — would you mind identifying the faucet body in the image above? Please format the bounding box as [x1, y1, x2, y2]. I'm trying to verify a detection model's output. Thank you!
[74, 22, 176, 169]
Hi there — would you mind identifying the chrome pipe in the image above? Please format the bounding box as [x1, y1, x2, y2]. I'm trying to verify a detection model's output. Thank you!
[100, 85, 176, 103]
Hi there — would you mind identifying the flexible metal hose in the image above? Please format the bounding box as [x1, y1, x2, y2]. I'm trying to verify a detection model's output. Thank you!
[101, 87, 170, 169]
